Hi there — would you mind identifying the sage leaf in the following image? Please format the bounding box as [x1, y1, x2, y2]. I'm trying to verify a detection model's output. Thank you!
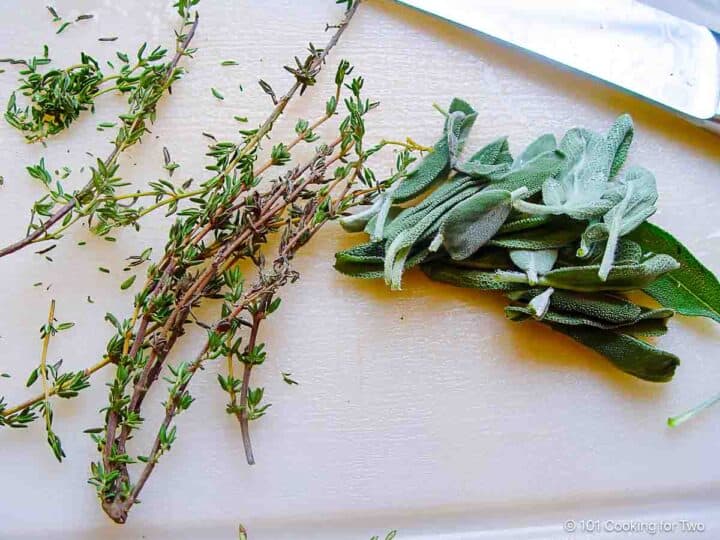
[449, 248, 513, 271]
[384, 185, 477, 289]
[490, 218, 585, 250]
[392, 98, 476, 202]
[624, 318, 670, 337]
[440, 188, 527, 261]
[512, 116, 632, 220]
[335, 244, 428, 280]
[446, 103, 479, 166]
[498, 213, 552, 234]
[455, 160, 510, 179]
[364, 205, 403, 239]
[512, 127, 612, 219]
[335, 241, 385, 266]
[606, 113, 634, 178]
[509, 249, 558, 285]
[383, 177, 478, 243]
[506, 303, 673, 330]
[628, 222, 720, 322]
[510, 289, 643, 324]
[467, 136, 513, 165]
[339, 196, 384, 232]
[512, 134, 558, 168]
[491, 134, 564, 188]
[596, 166, 658, 281]
[532, 254, 680, 292]
[547, 324, 679, 383]
[421, 262, 527, 292]
[454, 137, 515, 177]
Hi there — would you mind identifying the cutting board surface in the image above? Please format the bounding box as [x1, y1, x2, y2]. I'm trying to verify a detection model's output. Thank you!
[0, 1, 718, 538]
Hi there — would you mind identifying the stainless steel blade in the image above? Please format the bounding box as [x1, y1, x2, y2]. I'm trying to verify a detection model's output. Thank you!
[397, 0, 720, 133]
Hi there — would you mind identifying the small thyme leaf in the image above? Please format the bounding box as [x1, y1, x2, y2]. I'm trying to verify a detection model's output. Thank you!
[56, 21, 72, 34]
[211, 87, 224, 100]
[120, 275, 136, 290]
[281, 372, 298, 385]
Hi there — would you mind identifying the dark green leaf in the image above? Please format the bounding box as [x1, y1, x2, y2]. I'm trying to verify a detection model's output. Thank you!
[628, 222, 720, 322]
[539, 254, 679, 292]
[421, 262, 526, 292]
[548, 323, 678, 383]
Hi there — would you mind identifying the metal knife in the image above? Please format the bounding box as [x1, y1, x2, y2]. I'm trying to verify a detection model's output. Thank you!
[396, 0, 720, 134]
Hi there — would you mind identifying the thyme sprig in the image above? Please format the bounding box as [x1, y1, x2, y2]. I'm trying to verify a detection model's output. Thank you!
[81, 2, 385, 523]
[0, 5, 199, 259]
[0, 300, 79, 460]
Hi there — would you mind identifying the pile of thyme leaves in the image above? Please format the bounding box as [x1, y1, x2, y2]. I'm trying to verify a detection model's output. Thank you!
[0, 0, 415, 524]
[0, 2, 200, 259]
[335, 99, 720, 387]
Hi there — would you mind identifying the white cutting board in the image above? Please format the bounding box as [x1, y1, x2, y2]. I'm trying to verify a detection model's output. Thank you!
[0, 1, 719, 539]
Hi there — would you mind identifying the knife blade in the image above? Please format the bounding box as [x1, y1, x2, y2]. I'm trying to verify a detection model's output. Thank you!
[396, 0, 720, 133]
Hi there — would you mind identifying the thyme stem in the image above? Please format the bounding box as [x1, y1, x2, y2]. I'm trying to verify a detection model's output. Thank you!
[1, 357, 111, 418]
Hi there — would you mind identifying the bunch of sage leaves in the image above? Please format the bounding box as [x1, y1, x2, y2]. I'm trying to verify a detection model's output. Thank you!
[335, 99, 720, 384]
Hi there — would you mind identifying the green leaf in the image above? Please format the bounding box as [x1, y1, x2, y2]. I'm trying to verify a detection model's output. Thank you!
[335, 241, 384, 266]
[606, 113, 634, 177]
[506, 303, 672, 331]
[449, 248, 513, 270]
[537, 254, 679, 292]
[120, 275, 137, 290]
[392, 99, 476, 203]
[511, 118, 630, 220]
[510, 289, 644, 324]
[628, 222, 720, 322]
[439, 189, 515, 260]
[595, 166, 657, 280]
[385, 186, 475, 289]
[334, 242, 427, 279]
[498, 213, 552, 234]
[548, 323, 679, 383]
[446, 104, 478, 166]
[490, 218, 585, 250]
[421, 262, 527, 292]
[467, 136, 512, 165]
[383, 178, 478, 242]
[364, 206, 403, 239]
[455, 160, 509, 179]
[512, 134, 558, 168]
[489, 134, 565, 192]
[339, 197, 384, 232]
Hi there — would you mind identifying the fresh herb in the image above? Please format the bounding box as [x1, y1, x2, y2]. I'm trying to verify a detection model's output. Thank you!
[0, 4, 200, 258]
[0, 0, 384, 523]
[120, 275, 136, 290]
[281, 372, 298, 385]
[0, 300, 86, 461]
[336, 102, 720, 384]
[211, 87, 224, 100]
[88, 3, 397, 520]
